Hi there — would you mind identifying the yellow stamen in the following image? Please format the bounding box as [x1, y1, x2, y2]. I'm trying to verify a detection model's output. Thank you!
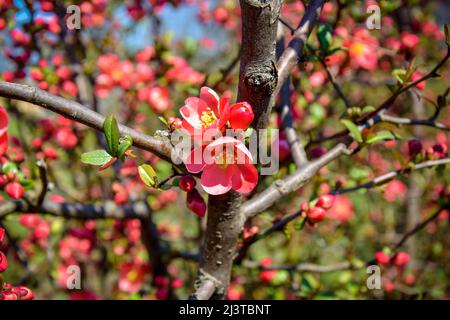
[200, 108, 218, 127]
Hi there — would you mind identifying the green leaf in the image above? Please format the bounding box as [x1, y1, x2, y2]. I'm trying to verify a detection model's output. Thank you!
[294, 217, 307, 230]
[138, 164, 159, 188]
[317, 24, 332, 54]
[103, 114, 120, 156]
[117, 136, 133, 161]
[361, 105, 376, 115]
[2, 161, 18, 174]
[172, 177, 180, 186]
[81, 150, 113, 166]
[341, 119, 362, 143]
[365, 131, 398, 144]
[158, 116, 169, 127]
[392, 68, 406, 84]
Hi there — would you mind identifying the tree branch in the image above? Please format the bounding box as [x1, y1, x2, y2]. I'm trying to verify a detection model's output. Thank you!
[332, 158, 450, 195]
[276, 0, 326, 94]
[0, 81, 175, 163]
[0, 199, 150, 220]
[242, 142, 349, 218]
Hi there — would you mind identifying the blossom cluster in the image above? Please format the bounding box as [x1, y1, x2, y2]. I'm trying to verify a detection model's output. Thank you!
[0, 227, 35, 300]
[175, 87, 259, 199]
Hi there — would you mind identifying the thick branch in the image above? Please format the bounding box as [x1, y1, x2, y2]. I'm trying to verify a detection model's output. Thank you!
[0, 81, 174, 162]
[276, 0, 325, 93]
[0, 199, 150, 220]
[242, 143, 349, 218]
[237, 0, 282, 129]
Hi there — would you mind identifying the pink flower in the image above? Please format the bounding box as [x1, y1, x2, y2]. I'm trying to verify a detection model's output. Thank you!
[345, 29, 379, 71]
[384, 180, 406, 202]
[180, 87, 254, 142]
[328, 195, 354, 222]
[185, 137, 258, 195]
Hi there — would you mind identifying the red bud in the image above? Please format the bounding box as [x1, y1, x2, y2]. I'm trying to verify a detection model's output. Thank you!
[179, 175, 196, 192]
[186, 189, 206, 217]
[307, 206, 327, 223]
[394, 251, 410, 267]
[228, 102, 254, 130]
[375, 251, 390, 266]
[316, 194, 335, 209]
[5, 182, 25, 199]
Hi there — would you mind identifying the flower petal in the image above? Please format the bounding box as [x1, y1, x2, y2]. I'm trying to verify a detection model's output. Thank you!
[184, 145, 206, 173]
[200, 164, 232, 195]
[0, 107, 8, 137]
[231, 164, 258, 194]
[200, 87, 220, 114]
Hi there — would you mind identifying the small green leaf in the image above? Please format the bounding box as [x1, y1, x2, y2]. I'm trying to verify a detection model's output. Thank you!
[361, 105, 376, 115]
[317, 24, 332, 54]
[117, 136, 133, 161]
[341, 119, 362, 143]
[81, 150, 113, 166]
[392, 68, 407, 84]
[138, 164, 159, 188]
[294, 217, 307, 230]
[2, 161, 18, 174]
[158, 116, 169, 127]
[365, 131, 398, 144]
[172, 177, 180, 186]
[103, 114, 120, 156]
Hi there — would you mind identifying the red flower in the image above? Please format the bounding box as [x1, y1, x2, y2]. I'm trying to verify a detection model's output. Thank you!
[0, 250, 8, 272]
[180, 87, 254, 143]
[328, 195, 354, 222]
[345, 29, 379, 71]
[185, 137, 258, 195]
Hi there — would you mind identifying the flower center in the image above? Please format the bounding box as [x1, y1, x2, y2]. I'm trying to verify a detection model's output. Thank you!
[216, 151, 236, 169]
[351, 42, 366, 55]
[200, 108, 218, 128]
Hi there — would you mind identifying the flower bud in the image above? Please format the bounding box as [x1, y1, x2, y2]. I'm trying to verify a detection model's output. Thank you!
[307, 206, 327, 223]
[228, 102, 254, 130]
[186, 189, 206, 217]
[408, 139, 422, 157]
[5, 182, 25, 200]
[316, 194, 335, 209]
[394, 251, 410, 267]
[375, 251, 390, 266]
[179, 175, 196, 192]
